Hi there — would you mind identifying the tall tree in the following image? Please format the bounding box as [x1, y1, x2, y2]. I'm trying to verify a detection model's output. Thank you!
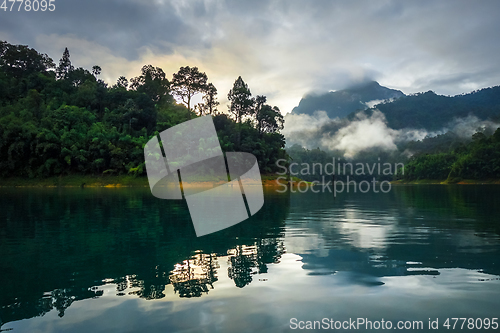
[171, 66, 208, 118]
[115, 76, 128, 89]
[254, 95, 267, 112]
[253, 95, 267, 128]
[256, 105, 284, 134]
[196, 83, 219, 116]
[0, 41, 55, 78]
[56, 47, 74, 80]
[227, 76, 254, 124]
[253, 94, 284, 133]
[92, 65, 102, 77]
[130, 65, 170, 104]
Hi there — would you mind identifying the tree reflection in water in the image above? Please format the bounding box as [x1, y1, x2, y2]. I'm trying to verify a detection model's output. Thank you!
[0, 188, 289, 326]
[227, 237, 285, 288]
[170, 252, 219, 298]
[168, 235, 286, 294]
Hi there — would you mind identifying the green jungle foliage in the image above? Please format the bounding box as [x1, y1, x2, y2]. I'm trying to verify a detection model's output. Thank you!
[0, 41, 286, 178]
[286, 144, 403, 182]
[403, 129, 500, 181]
[287, 128, 500, 183]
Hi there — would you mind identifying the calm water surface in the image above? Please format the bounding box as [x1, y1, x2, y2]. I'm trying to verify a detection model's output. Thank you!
[1, 185, 499, 332]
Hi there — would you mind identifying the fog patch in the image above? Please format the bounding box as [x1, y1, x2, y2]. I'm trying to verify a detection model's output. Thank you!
[285, 110, 500, 158]
[321, 111, 398, 158]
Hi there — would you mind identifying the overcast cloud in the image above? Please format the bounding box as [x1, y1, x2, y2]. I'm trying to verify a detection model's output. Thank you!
[1, 0, 500, 113]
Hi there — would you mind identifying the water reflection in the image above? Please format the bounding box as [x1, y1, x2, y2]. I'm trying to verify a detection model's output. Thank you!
[1, 185, 500, 331]
[285, 185, 500, 282]
[0, 187, 288, 327]
[227, 238, 285, 288]
[170, 252, 219, 298]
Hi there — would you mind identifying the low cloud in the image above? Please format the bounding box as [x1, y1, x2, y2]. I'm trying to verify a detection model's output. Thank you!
[284, 110, 500, 158]
[364, 99, 386, 109]
[321, 111, 398, 158]
[445, 115, 500, 138]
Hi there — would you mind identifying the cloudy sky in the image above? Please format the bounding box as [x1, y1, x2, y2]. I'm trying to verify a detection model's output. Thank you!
[1, 0, 500, 113]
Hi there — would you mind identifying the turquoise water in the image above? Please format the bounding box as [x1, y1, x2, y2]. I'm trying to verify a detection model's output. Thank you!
[1, 185, 499, 332]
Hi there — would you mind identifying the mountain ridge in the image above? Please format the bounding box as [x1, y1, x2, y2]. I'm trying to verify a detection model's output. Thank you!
[355, 86, 500, 130]
[291, 81, 500, 131]
[291, 81, 405, 118]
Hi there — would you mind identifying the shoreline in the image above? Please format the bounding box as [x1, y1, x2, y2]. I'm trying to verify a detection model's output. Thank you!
[391, 179, 500, 185]
[0, 174, 292, 188]
[1, 175, 499, 188]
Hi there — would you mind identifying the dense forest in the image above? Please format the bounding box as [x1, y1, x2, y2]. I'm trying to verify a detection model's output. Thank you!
[2, 41, 498, 183]
[286, 144, 403, 182]
[0, 41, 286, 178]
[401, 129, 500, 181]
[286, 127, 500, 183]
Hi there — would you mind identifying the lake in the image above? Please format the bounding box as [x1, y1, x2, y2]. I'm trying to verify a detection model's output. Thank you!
[1, 185, 499, 332]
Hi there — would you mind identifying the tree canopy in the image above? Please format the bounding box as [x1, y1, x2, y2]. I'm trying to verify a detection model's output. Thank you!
[228, 76, 254, 124]
[401, 128, 500, 181]
[0, 41, 286, 178]
[171, 66, 209, 118]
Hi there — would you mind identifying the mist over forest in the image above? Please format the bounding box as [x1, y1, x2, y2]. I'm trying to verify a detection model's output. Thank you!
[284, 81, 500, 182]
[1, 39, 499, 183]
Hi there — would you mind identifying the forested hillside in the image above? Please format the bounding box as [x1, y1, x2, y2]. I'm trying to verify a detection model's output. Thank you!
[401, 129, 500, 181]
[0, 41, 286, 178]
[357, 88, 500, 130]
[286, 127, 500, 183]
